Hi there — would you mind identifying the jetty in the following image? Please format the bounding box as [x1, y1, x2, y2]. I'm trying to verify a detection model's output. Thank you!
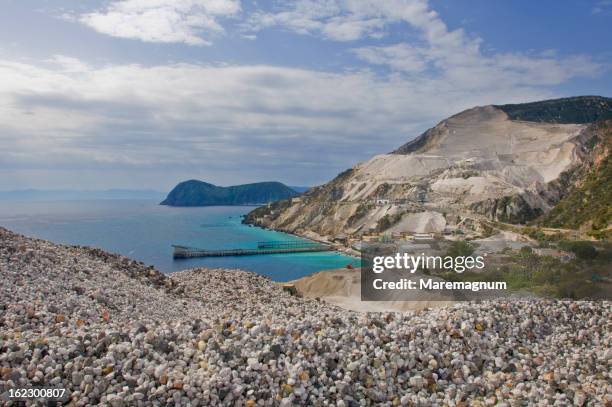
[172, 240, 332, 259]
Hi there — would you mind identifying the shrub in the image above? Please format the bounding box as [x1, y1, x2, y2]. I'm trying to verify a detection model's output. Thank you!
[558, 241, 598, 260]
[374, 213, 404, 233]
[445, 241, 475, 258]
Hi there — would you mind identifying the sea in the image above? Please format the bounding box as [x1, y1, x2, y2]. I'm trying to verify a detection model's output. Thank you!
[0, 199, 359, 282]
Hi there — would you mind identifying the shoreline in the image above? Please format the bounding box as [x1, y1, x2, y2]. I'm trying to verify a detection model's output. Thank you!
[245, 220, 361, 260]
[0, 201, 358, 280]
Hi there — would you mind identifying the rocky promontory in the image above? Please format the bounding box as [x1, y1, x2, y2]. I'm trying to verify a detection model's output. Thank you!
[161, 180, 298, 207]
[1, 227, 610, 406]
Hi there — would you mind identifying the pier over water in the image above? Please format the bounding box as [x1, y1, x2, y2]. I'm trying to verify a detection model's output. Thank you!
[172, 240, 332, 258]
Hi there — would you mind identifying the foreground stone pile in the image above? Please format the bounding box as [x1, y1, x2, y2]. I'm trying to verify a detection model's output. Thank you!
[0, 227, 610, 406]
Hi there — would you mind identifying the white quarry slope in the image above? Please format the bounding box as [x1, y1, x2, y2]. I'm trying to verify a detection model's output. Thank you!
[246, 103, 591, 237]
[344, 106, 583, 202]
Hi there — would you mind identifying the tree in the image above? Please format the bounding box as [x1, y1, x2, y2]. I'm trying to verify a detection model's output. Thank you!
[559, 241, 598, 260]
[446, 241, 475, 258]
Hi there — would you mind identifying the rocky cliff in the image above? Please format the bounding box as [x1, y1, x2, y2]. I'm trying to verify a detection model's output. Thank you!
[244, 96, 612, 238]
[537, 120, 612, 238]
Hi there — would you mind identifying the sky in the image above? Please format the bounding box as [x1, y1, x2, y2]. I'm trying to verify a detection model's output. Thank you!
[0, 0, 611, 191]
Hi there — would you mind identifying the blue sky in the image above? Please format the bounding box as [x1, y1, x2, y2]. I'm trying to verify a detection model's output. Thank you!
[0, 0, 610, 190]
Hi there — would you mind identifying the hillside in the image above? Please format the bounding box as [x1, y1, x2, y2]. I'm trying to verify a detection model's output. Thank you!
[244, 96, 611, 239]
[537, 120, 612, 238]
[1, 227, 610, 405]
[160, 180, 298, 206]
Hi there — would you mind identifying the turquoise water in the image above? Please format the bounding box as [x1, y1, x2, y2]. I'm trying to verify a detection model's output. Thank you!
[0, 200, 359, 281]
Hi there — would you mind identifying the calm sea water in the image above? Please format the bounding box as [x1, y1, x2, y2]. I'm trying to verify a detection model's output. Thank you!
[0, 200, 358, 282]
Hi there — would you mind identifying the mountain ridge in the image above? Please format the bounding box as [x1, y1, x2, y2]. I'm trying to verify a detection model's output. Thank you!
[244, 96, 612, 239]
[495, 95, 612, 124]
[393, 96, 611, 155]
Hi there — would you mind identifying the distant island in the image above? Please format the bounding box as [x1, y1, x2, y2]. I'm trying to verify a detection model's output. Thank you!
[160, 180, 299, 206]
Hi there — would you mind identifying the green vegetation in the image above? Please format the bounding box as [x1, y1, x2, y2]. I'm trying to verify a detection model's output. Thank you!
[521, 226, 546, 241]
[538, 121, 611, 238]
[496, 96, 612, 124]
[461, 170, 479, 179]
[242, 197, 293, 224]
[438, 242, 612, 299]
[519, 226, 566, 244]
[558, 241, 598, 260]
[374, 213, 404, 232]
[479, 223, 496, 238]
[445, 240, 475, 257]
[161, 180, 298, 206]
[347, 202, 374, 226]
[335, 168, 354, 181]
[372, 182, 392, 197]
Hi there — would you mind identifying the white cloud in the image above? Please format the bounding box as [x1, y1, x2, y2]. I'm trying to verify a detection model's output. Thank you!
[80, 0, 241, 45]
[352, 43, 427, 73]
[46, 55, 90, 72]
[0, 55, 576, 188]
[246, 0, 394, 41]
[2, 0, 606, 188]
[248, 0, 602, 87]
[592, 0, 612, 14]
[245, 0, 432, 41]
[352, 43, 601, 88]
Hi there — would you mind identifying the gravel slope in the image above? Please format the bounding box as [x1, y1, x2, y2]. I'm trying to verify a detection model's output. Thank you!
[0, 227, 610, 406]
